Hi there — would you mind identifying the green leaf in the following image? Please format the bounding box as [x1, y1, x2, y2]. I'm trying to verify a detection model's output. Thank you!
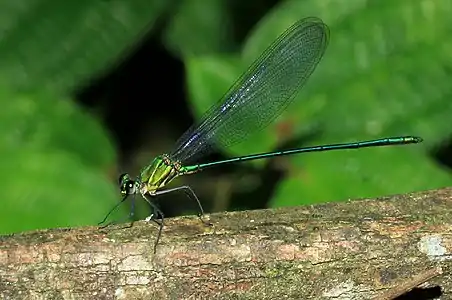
[0, 87, 115, 169]
[0, 86, 119, 233]
[270, 147, 452, 207]
[163, 0, 233, 57]
[185, 0, 452, 206]
[0, 0, 169, 92]
[244, 0, 452, 144]
[0, 147, 117, 233]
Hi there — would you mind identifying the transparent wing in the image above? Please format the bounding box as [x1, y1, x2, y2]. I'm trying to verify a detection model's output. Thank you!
[170, 17, 329, 164]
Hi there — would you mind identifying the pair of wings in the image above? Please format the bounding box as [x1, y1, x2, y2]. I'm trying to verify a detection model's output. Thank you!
[170, 17, 330, 165]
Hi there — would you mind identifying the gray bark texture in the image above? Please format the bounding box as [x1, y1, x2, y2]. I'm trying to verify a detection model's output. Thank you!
[0, 187, 451, 300]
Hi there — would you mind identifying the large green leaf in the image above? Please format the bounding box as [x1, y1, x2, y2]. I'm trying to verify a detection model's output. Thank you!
[269, 147, 452, 207]
[185, 0, 452, 206]
[0, 147, 117, 233]
[0, 86, 119, 233]
[245, 0, 452, 145]
[0, 0, 169, 92]
[0, 88, 115, 169]
[163, 0, 233, 57]
[0, 1, 176, 233]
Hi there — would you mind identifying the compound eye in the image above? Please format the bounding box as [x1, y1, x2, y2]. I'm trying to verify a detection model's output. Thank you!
[126, 181, 135, 193]
[118, 173, 129, 185]
[120, 179, 136, 196]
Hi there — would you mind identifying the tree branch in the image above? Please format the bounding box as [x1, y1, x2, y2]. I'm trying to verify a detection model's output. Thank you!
[1, 187, 451, 299]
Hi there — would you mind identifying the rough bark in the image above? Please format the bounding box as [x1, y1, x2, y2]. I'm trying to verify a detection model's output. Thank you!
[1, 187, 451, 300]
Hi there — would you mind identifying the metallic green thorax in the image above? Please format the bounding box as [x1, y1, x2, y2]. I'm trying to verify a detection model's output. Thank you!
[139, 154, 195, 194]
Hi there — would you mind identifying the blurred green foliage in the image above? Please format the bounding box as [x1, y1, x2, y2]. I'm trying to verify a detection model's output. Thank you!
[0, 86, 117, 232]
[1, 0, 451, 234]
[0, 0, 169, 233]
[186, 0, 452, 205]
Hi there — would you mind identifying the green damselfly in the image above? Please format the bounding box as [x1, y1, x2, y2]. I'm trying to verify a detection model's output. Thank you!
[99, 17, 422, 251]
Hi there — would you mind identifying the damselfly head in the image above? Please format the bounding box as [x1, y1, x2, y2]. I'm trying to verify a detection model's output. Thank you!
[119, 173, 137, 196]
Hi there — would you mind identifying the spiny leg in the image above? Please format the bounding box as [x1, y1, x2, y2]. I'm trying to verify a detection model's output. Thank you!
[154, 185, 212, 226]
[141, 193, 165, 253]
[98, 195, 136, 228]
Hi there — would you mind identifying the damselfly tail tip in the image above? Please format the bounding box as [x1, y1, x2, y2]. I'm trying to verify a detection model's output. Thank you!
[407, 136, 423, 143]
[413, 136, 423, 143]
